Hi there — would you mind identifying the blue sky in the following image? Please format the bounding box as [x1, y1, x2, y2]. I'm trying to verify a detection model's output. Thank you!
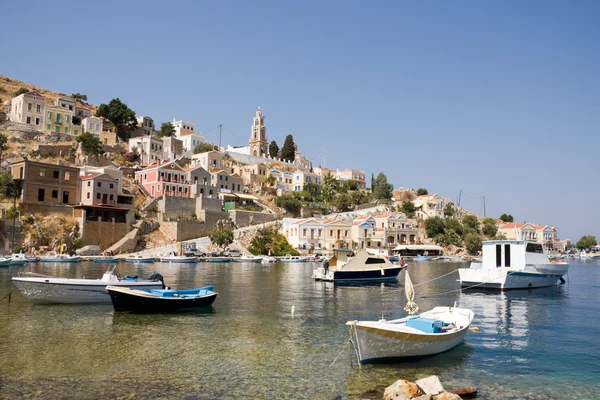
[1, 1, 599, 240]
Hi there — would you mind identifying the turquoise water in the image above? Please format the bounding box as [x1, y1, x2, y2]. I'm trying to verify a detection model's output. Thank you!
[0, 260, 598, 399]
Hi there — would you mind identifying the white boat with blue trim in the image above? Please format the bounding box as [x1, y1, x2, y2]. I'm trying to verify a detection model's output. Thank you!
[458, 240, 569, 290]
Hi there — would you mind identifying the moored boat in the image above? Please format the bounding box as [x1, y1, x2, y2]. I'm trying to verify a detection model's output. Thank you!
[11, 266, 165, 304]
[415, 254, 433, 262]
[458, 240, 569, 290]
[280, 254, 309, 262]
[234, 254, 263, 263]
[125, 254, 155, 263]
[107, 285, 217, 312]
[313, 249, 404, 282]
[208, 256, 231, 263]
[0, 257, 11, 267]
[9, 253, 30, 266]
[347, 306, 474, 363]
[261, 256, 277, 263]
[159, 251, 198, 263]
[93, 256, 121, 263]
[39, 251, 80, 263]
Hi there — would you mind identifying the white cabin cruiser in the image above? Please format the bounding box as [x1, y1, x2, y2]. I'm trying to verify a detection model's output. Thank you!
[458, 240, 569, 290]
[11, 266, 165, 304]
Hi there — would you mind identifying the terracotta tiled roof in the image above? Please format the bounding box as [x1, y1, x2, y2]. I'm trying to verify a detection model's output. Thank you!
[80, 173, 102, 180]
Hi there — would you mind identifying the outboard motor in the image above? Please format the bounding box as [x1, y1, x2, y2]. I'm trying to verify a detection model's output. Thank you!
[147, 272, 165, 289]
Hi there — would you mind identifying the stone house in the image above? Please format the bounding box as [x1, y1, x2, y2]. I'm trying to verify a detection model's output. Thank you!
[82, 116, 103, 136]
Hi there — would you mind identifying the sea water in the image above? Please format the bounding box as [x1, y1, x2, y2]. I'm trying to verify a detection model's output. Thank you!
[0, 259, 598, 399]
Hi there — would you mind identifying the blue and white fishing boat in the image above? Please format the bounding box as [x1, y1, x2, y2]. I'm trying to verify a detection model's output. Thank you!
[9, 253, 30, 266]
[458, 240, 569, 290]
[415, 254, 433, 262]
[208, 256, 231, 263]
[39, 251, 80, 263]
[93, 256, 121, 263]
[107, 285, 217, 312]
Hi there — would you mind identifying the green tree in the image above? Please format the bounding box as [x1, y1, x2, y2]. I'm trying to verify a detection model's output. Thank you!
[482, 218, 496, 225]
[248, 227, 274, 255]
[401, 201, 416, 218]
[333, 193, 352, 212]
[416, 188, 428, 196]
[158, 122, 176, 137]
[14, 87, 29, 96]
[434, 230, 463, 247]
[499, 214, 514, 223]
[343, 180, 359, 192]
[71, 93, 88, 103]
[0, 133, 7, 167]
[322, 172, 339, 203]
[303, 182, 321, 198]
[280, 134, 295, 162]
[0, 173, 18, 199]
[265, 175, 276, 187]
[462, 215, 480, 232]
[269, 140, 279, 158]
[194, 142, 217, 154]
[95, 98, 137, 140]
[209, 228, 234, 250]
[464, 233, 483, 255]
[76, 132, 103, 155]
[482, 222, 498, 237]
[372, 172, 393, 200]
[444, 218, 463, 236]
[425, 216, 445, 238]
[576, 235, 597, 250]
[276, 194, 302, 216]
[444, 203, 456, 218]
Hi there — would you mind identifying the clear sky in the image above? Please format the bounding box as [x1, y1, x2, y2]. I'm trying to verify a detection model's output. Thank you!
[1, 1, 599, 240]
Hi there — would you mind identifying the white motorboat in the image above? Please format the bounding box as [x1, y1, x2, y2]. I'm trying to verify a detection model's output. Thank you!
[11, 266, 165, 304]
[39, 251, 80, 263]
[234, 254, 263, 263]
[261, 256, 277, 264]
[458, 240, 569, 290]
[280, 254, 309, 262]
[9, 253, 30, 266]
[0, 257, 11, 267]
[125, 254, 155, 263]
[159, 251, 198, 264]
[347, 306, 474, 363]
[313, 249, 404, 282]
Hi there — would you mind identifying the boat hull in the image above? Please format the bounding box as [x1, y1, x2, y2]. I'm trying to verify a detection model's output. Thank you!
[347, 307, 473, 363]
[108, 287, 217, 312]
[208, 257, 231, 263]
[39, 257, 80, 263]
[93, 258, 121, 263]
[313, 266, 403, 282]
[458, 264, 569, 290]
[159, 257, 198, 263]
[11, 279, 163, 304]
[125, 257, 155, 263]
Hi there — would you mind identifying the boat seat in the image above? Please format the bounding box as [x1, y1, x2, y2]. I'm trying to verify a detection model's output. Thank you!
[150, 289, 177, 297]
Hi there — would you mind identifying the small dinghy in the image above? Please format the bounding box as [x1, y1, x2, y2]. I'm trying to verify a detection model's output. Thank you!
[107, 285, 217, 313]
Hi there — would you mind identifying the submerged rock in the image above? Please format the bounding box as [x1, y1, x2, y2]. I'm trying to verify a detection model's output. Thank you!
[416, 376, 444, 395]
[383, 379, 421, 400]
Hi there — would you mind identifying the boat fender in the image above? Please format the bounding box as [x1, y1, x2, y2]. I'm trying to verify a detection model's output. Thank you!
[559, 277, 566, 284]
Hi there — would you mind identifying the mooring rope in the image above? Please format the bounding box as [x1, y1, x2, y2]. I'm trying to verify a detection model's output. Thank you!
[412, 269, 460, 287]
[0, 291, 13, 303]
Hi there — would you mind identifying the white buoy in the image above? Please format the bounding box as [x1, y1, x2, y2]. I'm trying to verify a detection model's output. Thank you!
[291, 305, 295, 317]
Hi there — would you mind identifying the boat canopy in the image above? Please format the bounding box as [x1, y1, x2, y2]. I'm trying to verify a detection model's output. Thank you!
[337, 251, 392, 272]
[392, 245, 444, 256]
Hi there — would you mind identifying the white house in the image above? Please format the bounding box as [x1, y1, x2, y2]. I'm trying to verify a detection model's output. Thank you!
[82, 116, 103, 136]
[292, 169, 320, 192]
[128, 135, 163, 166]
[9, 91, 46, 128]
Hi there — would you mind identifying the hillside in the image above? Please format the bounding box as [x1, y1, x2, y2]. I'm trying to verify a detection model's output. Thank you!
[0, 74, 97, 114]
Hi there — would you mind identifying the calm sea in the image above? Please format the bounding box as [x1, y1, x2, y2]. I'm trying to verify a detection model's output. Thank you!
[0, 259, 598, 399]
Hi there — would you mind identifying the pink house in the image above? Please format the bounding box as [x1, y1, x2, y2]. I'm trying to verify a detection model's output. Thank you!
[135, 161, 191, 198]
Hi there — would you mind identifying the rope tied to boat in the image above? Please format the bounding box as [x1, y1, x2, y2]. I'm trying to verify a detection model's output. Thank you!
[403, 271, 419, 315]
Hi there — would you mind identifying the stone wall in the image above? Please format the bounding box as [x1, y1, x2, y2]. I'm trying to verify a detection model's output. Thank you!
[159, 196, 198, 220]
[161, 220, 211, 242]
[229, 210, 278, 228]
[80, 219, 129, 250]
[36, 144, 73, 157]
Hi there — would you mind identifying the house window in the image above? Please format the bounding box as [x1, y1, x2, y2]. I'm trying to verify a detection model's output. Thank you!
[38, 188, 45, 201]
[87, 193, 90, 199]
[51, 190, 58, 199]
[109, 194, 114, 201]
[39, 169, 45, 177]
[65, 172, 70, 180]
[87, 181, 91, 187]
[53, 170, 59, 179]
[26, 116, 31, 124]
[27, 103, 32, 111]
[55, 126, 60, 133]
[48, 112, 52, 119]
[47, 124, 51, 130]
[97, 182, 101, 187]
[62, 192, 69, 203]
[110, 183, 113, 189]
[97, 193, 101, 199]
[35, 117, 40, 125]
[65, 128, 69, 134]
[36, 104, 41, 112]
[330, 230, 333, 237]
[66, 116, 70, 123]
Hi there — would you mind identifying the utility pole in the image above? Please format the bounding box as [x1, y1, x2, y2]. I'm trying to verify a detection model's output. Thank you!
[218, 124, 222, 151]
[483, 196, 486, 218]
[458, 190, 462, 207]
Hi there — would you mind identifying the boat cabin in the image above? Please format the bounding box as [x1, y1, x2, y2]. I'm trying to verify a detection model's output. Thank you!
[480, 240, 549, 268]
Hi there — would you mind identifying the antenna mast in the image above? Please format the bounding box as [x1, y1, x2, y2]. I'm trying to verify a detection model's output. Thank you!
[218, 124, 222, 151]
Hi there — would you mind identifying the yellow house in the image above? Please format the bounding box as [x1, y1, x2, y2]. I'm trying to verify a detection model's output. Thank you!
[45, 105, 74, 135]
[323, 218, 352, 251]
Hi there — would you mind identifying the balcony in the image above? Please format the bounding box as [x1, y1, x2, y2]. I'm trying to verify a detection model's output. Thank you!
[54, 120, 63, 125]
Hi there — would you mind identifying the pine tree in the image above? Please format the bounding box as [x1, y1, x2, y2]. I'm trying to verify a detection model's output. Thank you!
[269, 140, 279, 158]
[280, 135, 295, 162]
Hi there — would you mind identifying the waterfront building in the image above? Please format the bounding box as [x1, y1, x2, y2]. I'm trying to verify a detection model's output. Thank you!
[291, 169, 320, 192]
[210, 169, 243, 193]
[10, 159, 79, 215]
[372, 213, 418, 248]
[45, 105, 75, 135]
[82, 116, 103, 136]
[9, 91, 46, 128]
[249, 107, 268, 157]
[54, 96, 76, 114]
[128, 135, 163, 166]
[412, 193, 447, 220]
[498, 223, 560, 249]
[190, 151, 222, 170]
[135, 160, 190, 198]
[323, 218, 353, 250]
[281, 218, 325, 252]
[136, 116, 155, 136]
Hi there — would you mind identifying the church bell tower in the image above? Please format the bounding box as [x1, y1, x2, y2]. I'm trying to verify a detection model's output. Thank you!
[249, 107, 267, 157]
